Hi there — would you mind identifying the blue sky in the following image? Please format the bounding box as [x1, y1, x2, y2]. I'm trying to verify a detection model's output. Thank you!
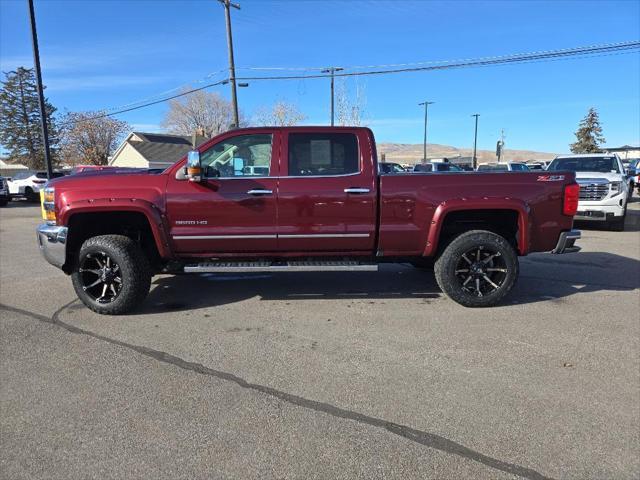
[1, 0, 639, 153]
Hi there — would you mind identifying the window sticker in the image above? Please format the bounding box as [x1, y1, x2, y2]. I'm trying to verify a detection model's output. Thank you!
[310, 140, 331, 166]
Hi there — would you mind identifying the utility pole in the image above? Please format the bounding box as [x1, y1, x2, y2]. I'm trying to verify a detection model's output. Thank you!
[218, 0, 241, 128]
[496, 129, 505, 163]
[418, 101, 434, 161]
[27, 0, 53, 179]
[321, 67, 343, 126]
[471, 114, 480, 170]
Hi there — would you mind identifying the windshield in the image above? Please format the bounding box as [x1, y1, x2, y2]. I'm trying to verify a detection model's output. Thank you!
[548, 157, 620, 173]
[413, 164, 432, 172]
[12, 171, 34, 180]
[477, 164, 508, 171]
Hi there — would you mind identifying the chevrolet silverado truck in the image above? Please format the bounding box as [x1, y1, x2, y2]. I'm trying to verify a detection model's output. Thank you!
[36, 127, 581, 315]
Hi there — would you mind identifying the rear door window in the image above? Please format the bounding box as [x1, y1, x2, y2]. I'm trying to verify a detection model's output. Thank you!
[288, 133, 359, 176]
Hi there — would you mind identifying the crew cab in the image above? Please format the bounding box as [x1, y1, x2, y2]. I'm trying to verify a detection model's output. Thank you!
[36, 127, 581, 315]
[547, 154, 629, 230]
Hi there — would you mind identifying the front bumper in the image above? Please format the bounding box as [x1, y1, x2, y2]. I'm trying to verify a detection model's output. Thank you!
[36, 224, 68, 269]
[575, 195, 627, 221]
[551, 229, 581, 254]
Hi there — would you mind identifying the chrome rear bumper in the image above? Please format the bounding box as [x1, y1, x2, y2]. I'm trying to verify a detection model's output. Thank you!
[551, 229, 581, 254]
[36, 224, 68, 269]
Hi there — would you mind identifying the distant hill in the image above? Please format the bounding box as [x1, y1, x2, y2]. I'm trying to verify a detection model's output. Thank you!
[377, 142, 558, 165]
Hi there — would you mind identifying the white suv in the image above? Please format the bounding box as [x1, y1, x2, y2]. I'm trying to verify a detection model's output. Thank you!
[7, 170, 64, 202]
[476, 162, 530, 172]
[547, 154, 629, 231]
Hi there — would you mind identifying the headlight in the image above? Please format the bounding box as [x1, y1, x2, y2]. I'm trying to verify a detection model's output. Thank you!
[610, 181, 622, 193]
[41, 186, 56, 224]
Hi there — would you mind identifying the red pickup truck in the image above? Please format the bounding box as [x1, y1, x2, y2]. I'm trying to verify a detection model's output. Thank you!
[37, 127, 581, 314]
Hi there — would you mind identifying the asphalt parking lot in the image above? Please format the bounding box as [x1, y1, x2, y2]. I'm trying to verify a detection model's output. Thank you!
[1, 200, 639, 479]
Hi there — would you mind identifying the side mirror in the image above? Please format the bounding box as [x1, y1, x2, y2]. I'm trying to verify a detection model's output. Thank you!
[186, 150, 202, 182]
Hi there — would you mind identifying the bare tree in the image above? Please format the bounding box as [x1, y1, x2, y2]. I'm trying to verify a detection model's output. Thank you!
[161, 89, 241, 137]
[60, 111, 129, 165]
[336, 79, 366, 126]
[254, 100, 307, 126]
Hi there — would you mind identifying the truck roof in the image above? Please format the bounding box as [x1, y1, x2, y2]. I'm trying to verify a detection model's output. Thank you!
[223, 126, 372, 132]
[554, 153, 617, 159]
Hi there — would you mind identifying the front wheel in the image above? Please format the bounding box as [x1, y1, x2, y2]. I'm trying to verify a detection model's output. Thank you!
[71, 235, 151, 315]
[434, 230, 519, 308]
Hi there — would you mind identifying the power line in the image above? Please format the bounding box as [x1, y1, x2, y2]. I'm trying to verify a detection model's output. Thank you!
[96, 69, 228, 115]
[235, 41, 640, 81]
[60, 79, 228, 127]
[235, 40, 639, 73]
[63, 40, 639, 125]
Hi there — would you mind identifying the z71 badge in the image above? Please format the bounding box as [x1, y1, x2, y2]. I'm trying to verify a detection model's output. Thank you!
[537, 175, 565, 182]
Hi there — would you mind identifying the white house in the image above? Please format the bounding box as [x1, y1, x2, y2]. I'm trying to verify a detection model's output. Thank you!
[109, 132, 208, 169]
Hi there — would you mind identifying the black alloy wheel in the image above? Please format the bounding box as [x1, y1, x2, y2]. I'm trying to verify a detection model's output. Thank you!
[79, 251, 123, 303]
[453, 245, 509, 298]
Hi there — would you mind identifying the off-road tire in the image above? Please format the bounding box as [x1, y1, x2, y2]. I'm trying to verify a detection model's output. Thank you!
[71, 235, 151, 315]
[434, 230, 519, 308]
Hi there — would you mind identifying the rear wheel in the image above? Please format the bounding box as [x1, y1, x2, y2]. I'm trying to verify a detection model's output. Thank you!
[71, 235, 151, 315]
[0, 198, 7, 207]
[434, 230, 518, 307]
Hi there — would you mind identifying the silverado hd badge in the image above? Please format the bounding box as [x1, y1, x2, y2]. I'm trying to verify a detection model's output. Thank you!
[175, 220, 208, 225]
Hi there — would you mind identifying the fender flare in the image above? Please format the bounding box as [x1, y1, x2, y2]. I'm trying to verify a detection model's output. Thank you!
[60, 198, 173, 259]
[423, 198, 530, 257]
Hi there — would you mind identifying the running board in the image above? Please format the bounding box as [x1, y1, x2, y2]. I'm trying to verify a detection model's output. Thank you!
[183, 260, 379, 273]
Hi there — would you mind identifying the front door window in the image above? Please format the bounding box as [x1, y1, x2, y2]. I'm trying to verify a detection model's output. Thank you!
[201, 134, 273, 178]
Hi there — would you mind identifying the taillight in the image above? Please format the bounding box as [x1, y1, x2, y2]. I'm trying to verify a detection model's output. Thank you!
[563, 183, 580, 216]
[33, 179, 46, 184]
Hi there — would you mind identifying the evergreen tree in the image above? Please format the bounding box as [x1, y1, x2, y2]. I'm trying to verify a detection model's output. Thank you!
[0, 67, 59, 169]
[570, 107, 605, 153]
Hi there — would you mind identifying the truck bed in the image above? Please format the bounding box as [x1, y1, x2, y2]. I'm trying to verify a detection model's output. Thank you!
[378, 171, 575, 256]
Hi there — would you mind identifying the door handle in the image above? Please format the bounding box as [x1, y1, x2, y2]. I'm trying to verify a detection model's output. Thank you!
[344, 188, 370, 194]
[247, 189, 273, 195]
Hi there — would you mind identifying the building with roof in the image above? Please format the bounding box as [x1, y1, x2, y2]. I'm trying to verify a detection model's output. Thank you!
[109, 132, 209, 169]
[0, 158, 30, 178]
[604, 145, 640, 161]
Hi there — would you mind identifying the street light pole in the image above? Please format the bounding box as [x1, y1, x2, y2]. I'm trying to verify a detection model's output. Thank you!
[471, 114, 480, 170]
[219, 0, 241, 128]
[27, 0, 52, 179]
[418, 101, 434, 161]
[322, 67, 343, 126]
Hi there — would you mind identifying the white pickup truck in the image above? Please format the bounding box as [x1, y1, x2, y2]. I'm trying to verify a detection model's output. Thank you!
[547, 153, 629, 231]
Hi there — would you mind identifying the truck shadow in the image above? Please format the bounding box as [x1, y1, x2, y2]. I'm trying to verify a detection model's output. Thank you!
[139, 251, 639, 314]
